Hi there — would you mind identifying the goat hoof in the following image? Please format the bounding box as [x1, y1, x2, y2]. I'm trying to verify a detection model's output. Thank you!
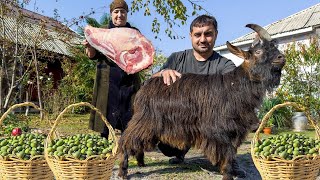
[169, 157, 185, 164]
[118, 171, 128, 179]
[222, 176, 233, 180]
[231, 168, 247, 178]
[231, 161, 247, 178]
[138, 162, 146, 167]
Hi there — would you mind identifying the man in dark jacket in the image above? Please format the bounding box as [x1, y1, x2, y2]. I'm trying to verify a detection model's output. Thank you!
[83, 0, 140, 139]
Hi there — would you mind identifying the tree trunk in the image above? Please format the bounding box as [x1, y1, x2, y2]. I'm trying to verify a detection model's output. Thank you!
[25, 90, 29, 116]
[0, 3, 5, 113]
[3, 17, 19, 110]
[32, 49, 44, 120]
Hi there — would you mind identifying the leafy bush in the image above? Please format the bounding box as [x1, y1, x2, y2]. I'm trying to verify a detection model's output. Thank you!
[276, 37, 320, 121]
[257, 97, 292, 128]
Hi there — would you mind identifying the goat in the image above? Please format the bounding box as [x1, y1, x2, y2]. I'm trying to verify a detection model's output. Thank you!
[117, 24, 286, 180]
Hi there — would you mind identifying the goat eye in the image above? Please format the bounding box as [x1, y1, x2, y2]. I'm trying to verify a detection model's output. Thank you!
[255, 50, 262, 55]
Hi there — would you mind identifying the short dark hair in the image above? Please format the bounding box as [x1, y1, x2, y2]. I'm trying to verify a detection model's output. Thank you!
[190, 15, 218, 33]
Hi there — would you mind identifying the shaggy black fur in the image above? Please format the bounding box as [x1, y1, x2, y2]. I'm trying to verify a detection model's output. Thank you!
[118, 24, 286, 180]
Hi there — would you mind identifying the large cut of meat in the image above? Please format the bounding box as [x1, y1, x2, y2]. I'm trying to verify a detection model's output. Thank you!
[84, 25, 154, 74]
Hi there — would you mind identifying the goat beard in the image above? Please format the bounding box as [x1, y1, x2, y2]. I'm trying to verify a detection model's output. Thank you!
[250, 66, 283, 89]
[270, 70, 282, 87]
[265, 69, 282, 89]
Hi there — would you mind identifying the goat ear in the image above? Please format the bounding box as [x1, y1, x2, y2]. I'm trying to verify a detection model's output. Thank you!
[226, 41, 250, 60]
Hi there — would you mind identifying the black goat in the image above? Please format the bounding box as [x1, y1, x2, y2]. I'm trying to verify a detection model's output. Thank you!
[118, 24, 286, 180]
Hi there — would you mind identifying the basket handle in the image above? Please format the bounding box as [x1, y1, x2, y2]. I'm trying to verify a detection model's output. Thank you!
[46, 102, 118, 155]
[0, 102, 51, 127]
[254, 102, 320, 141]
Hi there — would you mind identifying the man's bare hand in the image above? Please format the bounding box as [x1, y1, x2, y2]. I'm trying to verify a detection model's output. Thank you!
[161, 69, 182, 85]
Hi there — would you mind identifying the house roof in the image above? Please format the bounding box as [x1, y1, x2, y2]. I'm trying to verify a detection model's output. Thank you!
[0, 3, 82, 56]
[215, 3, 320, 49]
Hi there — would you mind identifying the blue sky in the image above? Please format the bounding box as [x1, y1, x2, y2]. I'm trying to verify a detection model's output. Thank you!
[25, 0, 319, 56]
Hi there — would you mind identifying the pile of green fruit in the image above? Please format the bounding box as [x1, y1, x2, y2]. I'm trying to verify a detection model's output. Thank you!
[0, 133, 45, 160]
[254, 133, 320, 160]
[47, 134, 114, 160]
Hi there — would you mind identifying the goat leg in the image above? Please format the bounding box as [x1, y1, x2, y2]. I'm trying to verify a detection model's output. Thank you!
[118, 146, 129, 179]
[136, 151, 146, 167]
[214, 144, 236, 180]
[219, 156, 234, 180]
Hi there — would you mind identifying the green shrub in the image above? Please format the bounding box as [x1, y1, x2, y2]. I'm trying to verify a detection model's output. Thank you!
[257, 97, 292, 128]
[277, 37, 320, 121]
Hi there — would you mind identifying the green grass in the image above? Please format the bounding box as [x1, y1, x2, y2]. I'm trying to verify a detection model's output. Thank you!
[274, 128, 317, 138]
[26, 114, 317, 144]
[27, 114, 96, 136]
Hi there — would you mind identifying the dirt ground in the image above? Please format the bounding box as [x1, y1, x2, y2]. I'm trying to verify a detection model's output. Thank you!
[110, 139, 320, 180]
[110, 141, 260, 180]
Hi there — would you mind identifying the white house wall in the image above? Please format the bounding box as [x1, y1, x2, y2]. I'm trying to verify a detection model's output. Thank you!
[216, 30, 317, 66]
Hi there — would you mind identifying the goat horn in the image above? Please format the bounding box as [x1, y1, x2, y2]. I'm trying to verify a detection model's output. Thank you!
[246, 24, 272, 41]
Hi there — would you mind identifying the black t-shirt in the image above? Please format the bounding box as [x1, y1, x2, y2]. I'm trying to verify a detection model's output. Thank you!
[162, 49, 236, 75]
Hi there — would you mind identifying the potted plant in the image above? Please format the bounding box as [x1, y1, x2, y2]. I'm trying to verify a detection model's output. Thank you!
[262, 118, 274, 134]
[257, 96, 292, 134]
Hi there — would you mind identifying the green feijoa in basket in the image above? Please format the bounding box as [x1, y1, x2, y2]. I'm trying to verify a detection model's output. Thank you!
[0, 133, 46, 160]
[49, 134, 114, 160]
[254, 133, 320, 160]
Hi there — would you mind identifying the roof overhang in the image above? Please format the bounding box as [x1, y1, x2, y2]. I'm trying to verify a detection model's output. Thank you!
[0, 3, 82, 57]
[214, 26, 314, 51]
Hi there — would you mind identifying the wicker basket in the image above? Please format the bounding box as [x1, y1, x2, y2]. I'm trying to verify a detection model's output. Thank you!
[0, 102, 54, 180]
[44, 102, 118, 180]
[251, 102, 320, 180]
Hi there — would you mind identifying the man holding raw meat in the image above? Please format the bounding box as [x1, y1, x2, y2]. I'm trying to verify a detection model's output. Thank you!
[83, 0, 142, 140]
